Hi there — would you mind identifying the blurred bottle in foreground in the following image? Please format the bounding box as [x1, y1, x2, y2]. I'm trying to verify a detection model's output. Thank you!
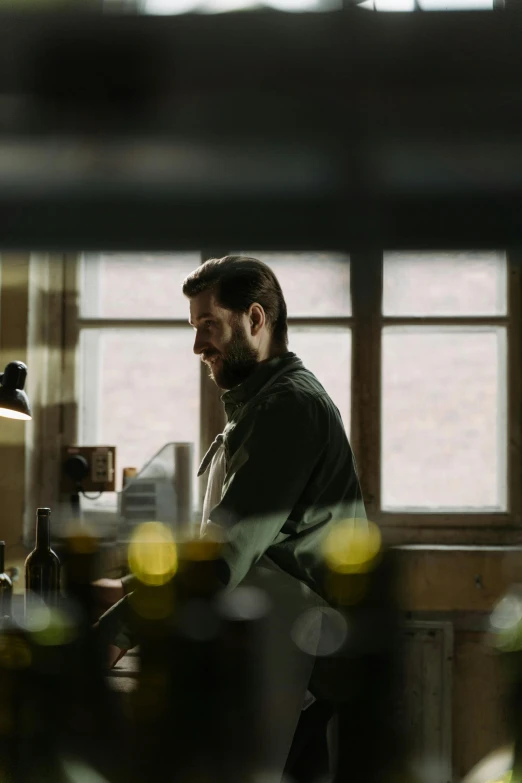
[57, 527, 129, 783]
[25, 508, 61, 611]
[129, 530, 229, 783]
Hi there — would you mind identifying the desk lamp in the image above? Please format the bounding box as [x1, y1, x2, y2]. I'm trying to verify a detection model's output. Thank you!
[0, 362, 31, 421]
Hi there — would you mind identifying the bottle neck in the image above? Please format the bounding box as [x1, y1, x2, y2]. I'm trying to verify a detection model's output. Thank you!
[0, 545, 5, 573]
[36, 516, 50, 550]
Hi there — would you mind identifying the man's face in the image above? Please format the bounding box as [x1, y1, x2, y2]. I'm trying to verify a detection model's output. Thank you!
[189, 290, 259, 390]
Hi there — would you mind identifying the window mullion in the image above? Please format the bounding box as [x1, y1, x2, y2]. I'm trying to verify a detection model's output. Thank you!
[350, 248, 383, 520]
[61, 254, 81, 449]
[507, 251, 522, 523]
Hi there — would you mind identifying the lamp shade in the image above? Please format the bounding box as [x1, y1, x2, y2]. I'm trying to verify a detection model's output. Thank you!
[0, 362, 31, 421]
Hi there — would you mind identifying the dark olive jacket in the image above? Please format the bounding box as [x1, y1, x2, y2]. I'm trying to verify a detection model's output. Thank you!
[202, 352, 366, 599]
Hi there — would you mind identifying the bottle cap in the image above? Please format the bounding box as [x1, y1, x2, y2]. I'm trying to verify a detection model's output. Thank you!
[37, 507, 51, 515]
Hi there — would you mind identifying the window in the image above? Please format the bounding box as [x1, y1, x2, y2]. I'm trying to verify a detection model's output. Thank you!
[381, 252, 507, 513]
[347, 249, 513, 535]
[77, 253, 201, 516]
[382, 326, 506, 510]
[139, 0, 342, 15]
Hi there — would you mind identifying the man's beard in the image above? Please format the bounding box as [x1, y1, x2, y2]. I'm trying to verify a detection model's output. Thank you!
[203, 322, 259, 390]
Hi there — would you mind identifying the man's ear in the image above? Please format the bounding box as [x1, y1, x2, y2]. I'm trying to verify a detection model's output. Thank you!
[249, 303, 266, 335]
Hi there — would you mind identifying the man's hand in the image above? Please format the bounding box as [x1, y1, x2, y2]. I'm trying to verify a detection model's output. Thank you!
[91, 578, 125, 616]
[91, 619, 128, 669]
[107, 644, 128, 669]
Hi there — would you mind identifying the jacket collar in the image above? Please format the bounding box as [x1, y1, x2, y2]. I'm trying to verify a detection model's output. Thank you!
[221, 352, 302, 416]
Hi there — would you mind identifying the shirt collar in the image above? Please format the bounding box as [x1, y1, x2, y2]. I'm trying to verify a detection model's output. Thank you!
[221, 352, 302, 414]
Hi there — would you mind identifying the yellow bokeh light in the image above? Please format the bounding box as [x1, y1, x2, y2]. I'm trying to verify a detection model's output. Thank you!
[322, 518, 382, 575]
[31, 609, 78, 647]
[179, 539, 222, 562]
[22, 604, 78, 646]
[128, 522, 178, 586]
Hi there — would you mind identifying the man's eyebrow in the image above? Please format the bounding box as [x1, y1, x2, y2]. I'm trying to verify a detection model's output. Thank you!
[188, 312, 214, 326]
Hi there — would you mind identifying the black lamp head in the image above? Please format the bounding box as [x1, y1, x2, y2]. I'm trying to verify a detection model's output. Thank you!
[0, 361, 32, 421]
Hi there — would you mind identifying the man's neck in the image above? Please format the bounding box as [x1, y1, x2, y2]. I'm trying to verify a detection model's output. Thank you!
[257, 343, 287, 364]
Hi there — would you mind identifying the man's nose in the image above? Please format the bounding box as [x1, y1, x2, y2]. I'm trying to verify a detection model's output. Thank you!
[193, 331, 207, 356]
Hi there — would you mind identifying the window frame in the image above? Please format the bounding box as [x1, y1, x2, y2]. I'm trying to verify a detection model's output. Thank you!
[350, 248, 522, 545]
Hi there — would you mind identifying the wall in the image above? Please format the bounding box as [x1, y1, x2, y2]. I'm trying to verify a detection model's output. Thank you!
[0, 254, 30, 564]
[397, 547, 515, 779]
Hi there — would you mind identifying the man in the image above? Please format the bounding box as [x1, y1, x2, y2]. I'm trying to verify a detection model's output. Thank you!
[96, 255, 366, 780]
[183, 256, 366, 598]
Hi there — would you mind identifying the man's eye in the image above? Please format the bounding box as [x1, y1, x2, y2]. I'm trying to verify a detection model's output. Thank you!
[204, 320, 214, 327]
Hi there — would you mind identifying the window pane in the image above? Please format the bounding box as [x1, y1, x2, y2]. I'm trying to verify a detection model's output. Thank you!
[383, 251, 506, 316]
[419, 0, 494, 8]
[382, 327, 506, 510]
[374, 0, 415, 9]
[289, 326, 351, 435]
[361, 0, 493, 7]
[79, 328, 199, 506]
[141, 0, 342, 14]
[237, 252, 351, 317]
[80, 253, 201, 319]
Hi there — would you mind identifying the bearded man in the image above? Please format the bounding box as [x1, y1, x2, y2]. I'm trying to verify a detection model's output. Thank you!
[183, 256, 365, 598]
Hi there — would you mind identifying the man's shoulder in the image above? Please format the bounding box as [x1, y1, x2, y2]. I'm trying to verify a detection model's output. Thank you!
[259, 366, 334, 418]
[275, 363, 329, 396]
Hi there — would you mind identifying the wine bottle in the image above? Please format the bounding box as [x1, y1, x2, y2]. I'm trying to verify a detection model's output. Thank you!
[0, 541, 12, 622]
[25, 507, 61, 607]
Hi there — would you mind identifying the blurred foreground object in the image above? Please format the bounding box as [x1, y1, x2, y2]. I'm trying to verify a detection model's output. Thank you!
[25, 508, 61, 611]
[127, 536, 263, 783]
[95, 522, 406, 781]
[0, 10, 522, 247]
[0, 518, 407, 782]
[0, 528, 127, 783]
[461, 745, 513, 783]
[313, 519, 407, 783]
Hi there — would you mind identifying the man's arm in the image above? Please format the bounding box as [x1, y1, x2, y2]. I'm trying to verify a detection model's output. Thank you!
[91, 578, 125, 614]
[208, 393, 324, 590]
[91, 578, 139, 661]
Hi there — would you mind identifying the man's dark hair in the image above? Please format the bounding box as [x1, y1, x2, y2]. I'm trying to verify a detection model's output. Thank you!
[182, 256, 288, 349]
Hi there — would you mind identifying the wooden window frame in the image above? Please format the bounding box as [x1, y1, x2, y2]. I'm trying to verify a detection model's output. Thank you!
[350, 248, 522, 546]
